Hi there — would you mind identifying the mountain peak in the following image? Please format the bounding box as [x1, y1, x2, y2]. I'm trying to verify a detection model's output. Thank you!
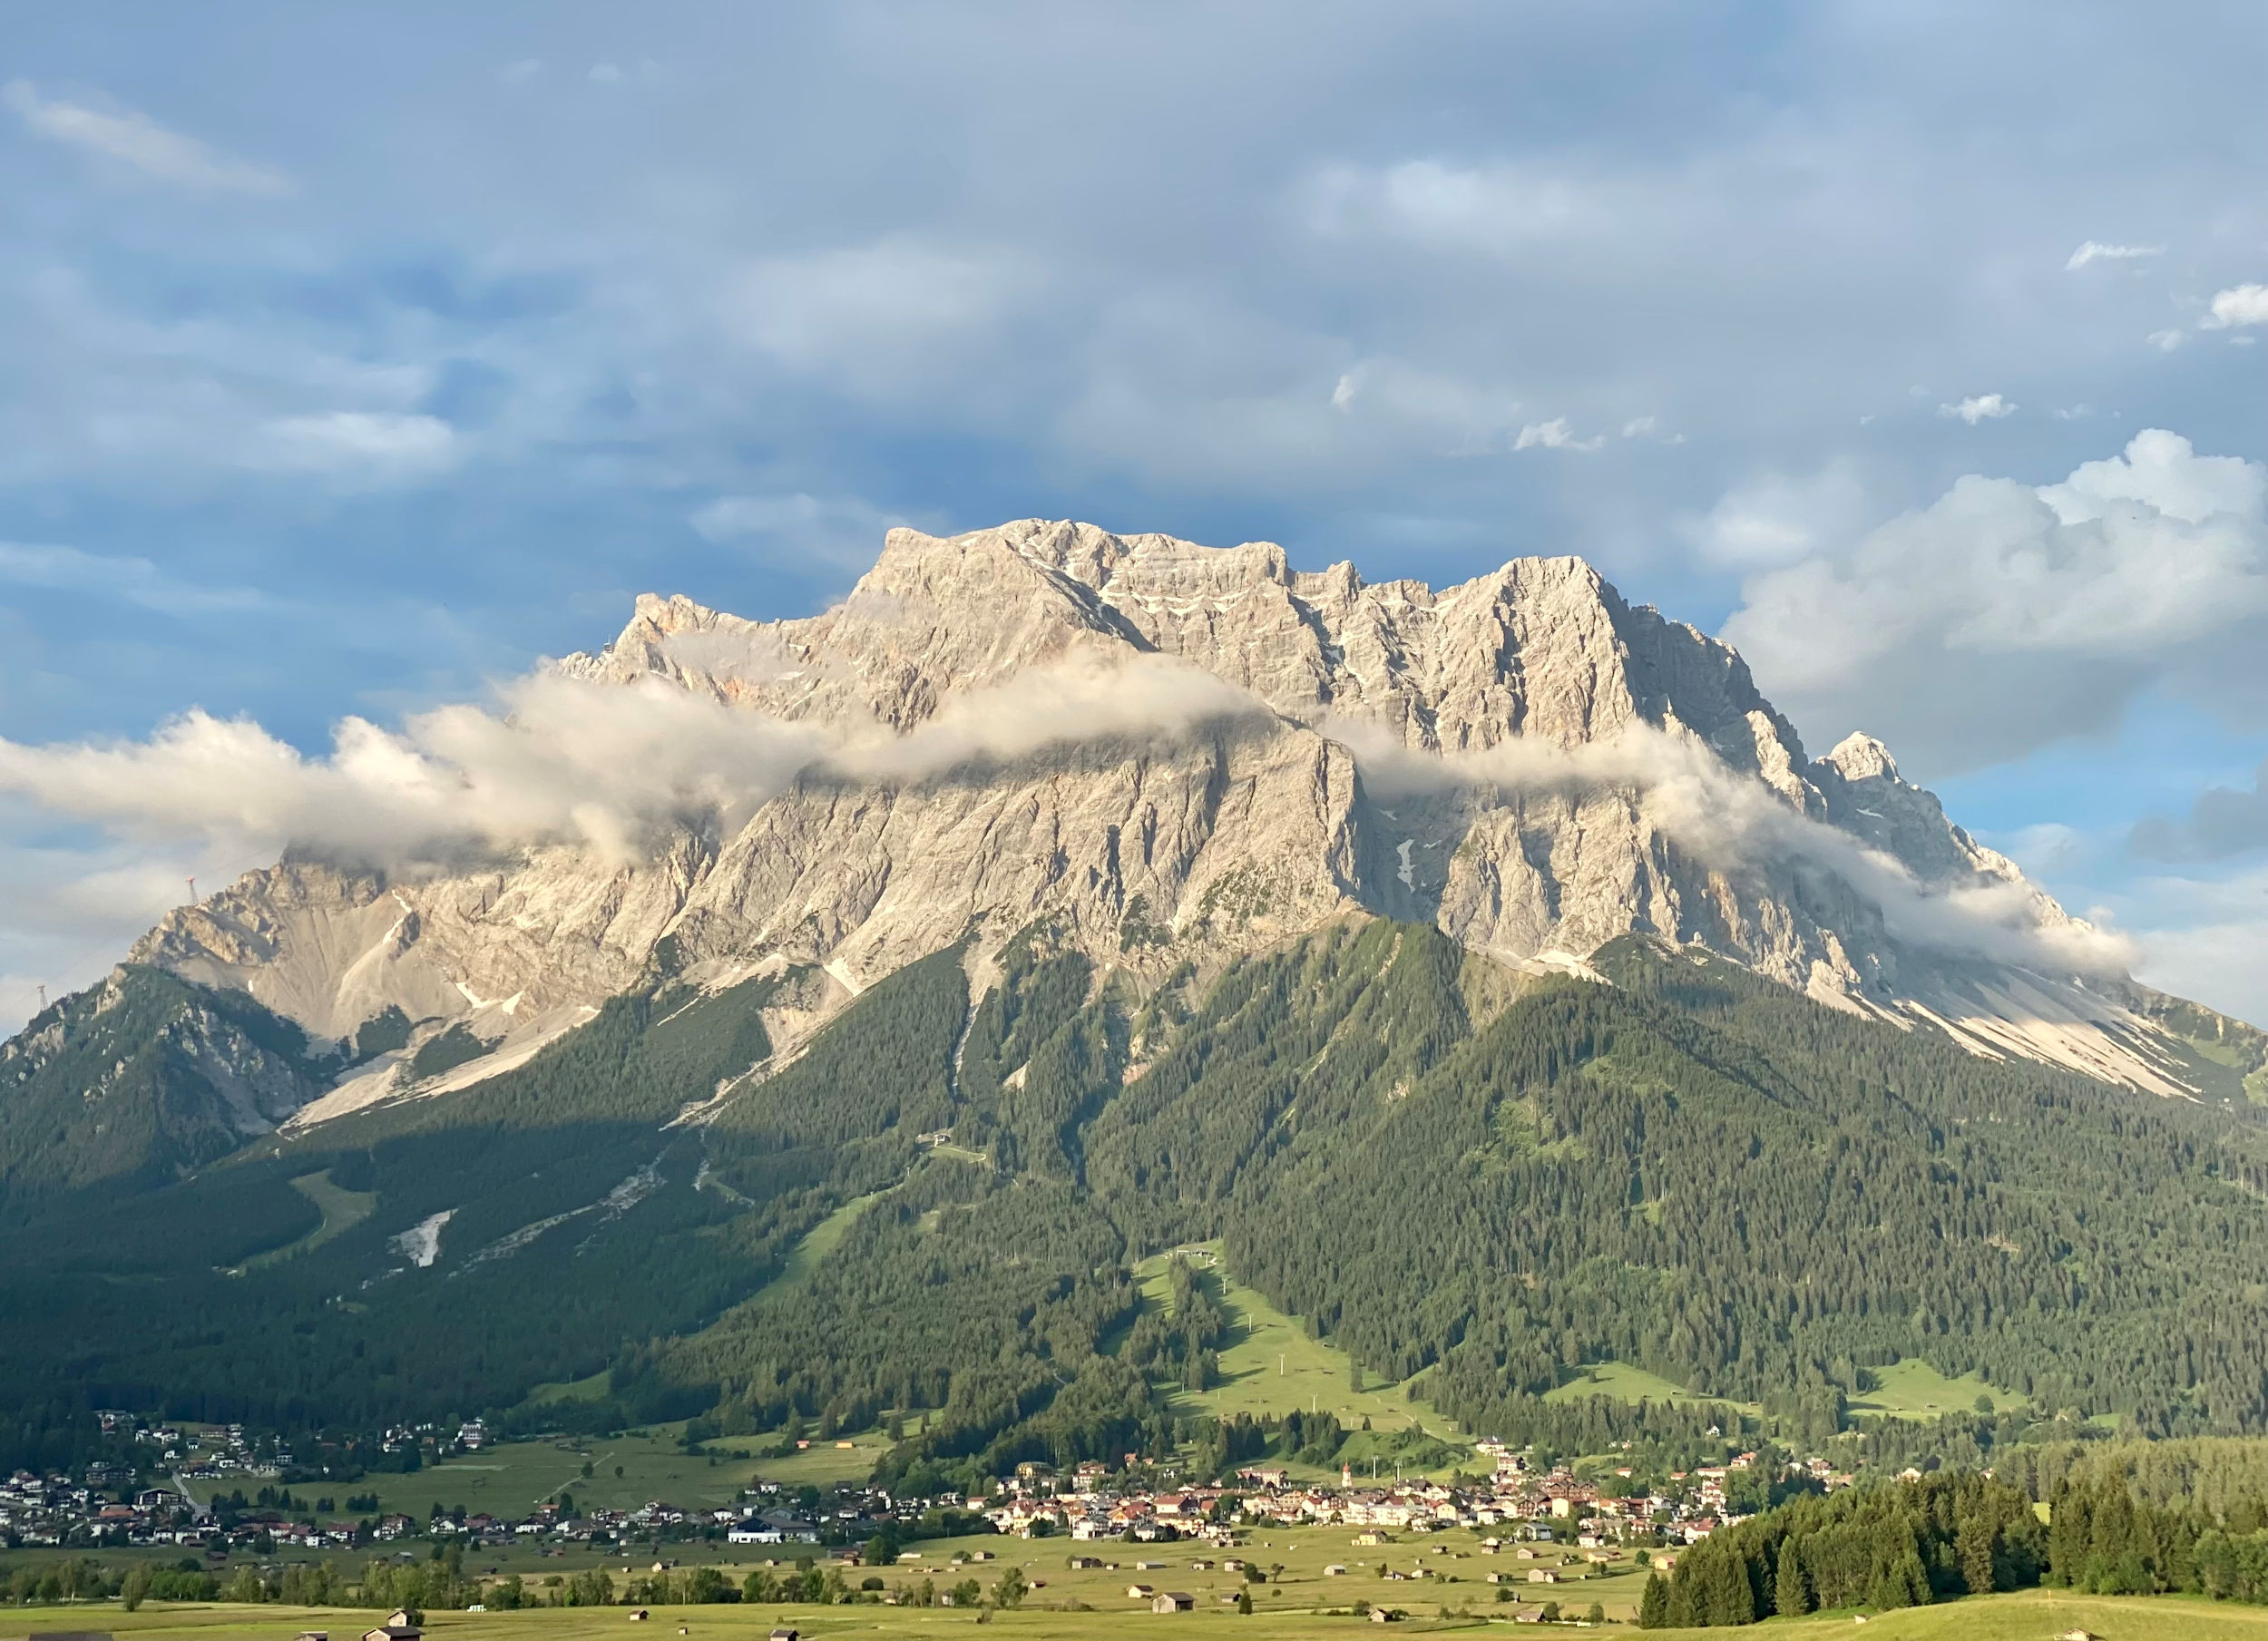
[75, 518, 2261, 1114]
[1824, 730, 1901, 782]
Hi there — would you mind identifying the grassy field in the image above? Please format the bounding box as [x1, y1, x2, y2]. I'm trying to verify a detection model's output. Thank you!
[1533, 1354, 2028, 1426]
[1132, 1248, 1473, 1478]
[234, 1170, 377, 1274]
[1538, 1362, 1757, 1416]
[768, 1190, 888, 1293]
[7, 1586, 2268, 1639]
[1845, 1358, 2030, 1421]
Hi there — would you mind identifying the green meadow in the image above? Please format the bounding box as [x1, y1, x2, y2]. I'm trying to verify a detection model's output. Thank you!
[8, 1585, 2268, 1640]
[232, 1170, 378, 1275]
[1132, 1247, 1473, 1478]
[1843, 1358, 2030, 1421]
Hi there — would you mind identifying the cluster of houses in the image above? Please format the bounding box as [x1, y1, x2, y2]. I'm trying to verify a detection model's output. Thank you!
[0, 1471, 192, 1548]
[93, 1412, 284, 1484]
[969, 1441, 1853, 1551]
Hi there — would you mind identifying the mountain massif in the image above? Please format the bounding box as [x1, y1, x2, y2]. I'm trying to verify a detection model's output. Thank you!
[5, 520, 2268, 1476]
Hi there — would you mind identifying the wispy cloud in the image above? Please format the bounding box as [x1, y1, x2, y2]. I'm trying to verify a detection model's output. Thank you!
[2065, 240, 2163, 270]
[3, 79, 289, 194]
[689, 492, 911, 569]
[1329, 715, 2129, 977]
[0, 542, 268, 616]
[1302, 158, 1597, 255]
[1681, 461, 1870, 570]
[1512, 417, 1603, 452]
[248, 412, 458, 480]
[1939, 393, 2015, 425]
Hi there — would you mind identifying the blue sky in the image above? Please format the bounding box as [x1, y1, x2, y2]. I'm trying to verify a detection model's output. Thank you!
[2, 0, 2266, 1030]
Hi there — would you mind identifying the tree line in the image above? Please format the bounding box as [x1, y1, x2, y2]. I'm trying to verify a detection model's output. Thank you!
[1642, 1464, 2268, 1626]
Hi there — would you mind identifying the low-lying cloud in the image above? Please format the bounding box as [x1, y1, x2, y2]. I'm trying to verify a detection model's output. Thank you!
[0, 653, 1266, 872]
[0, 646, 2121, 982]
[1331, 715, 2130, 977]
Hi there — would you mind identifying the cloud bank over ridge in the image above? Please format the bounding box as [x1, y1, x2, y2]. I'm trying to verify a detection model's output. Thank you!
[0, 629, 2126, 987]
[0, 654, 1266, 871]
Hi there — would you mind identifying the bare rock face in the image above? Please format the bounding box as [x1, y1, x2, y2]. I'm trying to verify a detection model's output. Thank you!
[117, 519, 2256, 1110]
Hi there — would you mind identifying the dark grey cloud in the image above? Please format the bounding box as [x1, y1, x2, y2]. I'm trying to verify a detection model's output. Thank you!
[2133, 761, 2268, 862]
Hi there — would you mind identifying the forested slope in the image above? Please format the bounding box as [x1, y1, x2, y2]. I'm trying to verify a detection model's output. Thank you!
[1204, 931, 2268, 1440]
[5, 917, 2268, 1484]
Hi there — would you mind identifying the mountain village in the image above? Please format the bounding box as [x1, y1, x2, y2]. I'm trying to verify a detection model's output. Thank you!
[5, 1412, 1860, 1583]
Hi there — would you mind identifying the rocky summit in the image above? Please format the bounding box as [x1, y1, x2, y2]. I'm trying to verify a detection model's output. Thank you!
[83, 521, 2268, 1142]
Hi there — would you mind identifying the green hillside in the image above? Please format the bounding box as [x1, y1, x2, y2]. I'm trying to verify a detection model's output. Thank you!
[1130, 1246, 1471, 1479]
[6, 917, 2268, 1489]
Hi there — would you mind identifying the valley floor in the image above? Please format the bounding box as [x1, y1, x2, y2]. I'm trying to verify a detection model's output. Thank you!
[5, 1588, 2268, 1640]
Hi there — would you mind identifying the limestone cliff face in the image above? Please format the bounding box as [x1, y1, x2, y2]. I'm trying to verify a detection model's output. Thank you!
[118, 520, 2253, 1109]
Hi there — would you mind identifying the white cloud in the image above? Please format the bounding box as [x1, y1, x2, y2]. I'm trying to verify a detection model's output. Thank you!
[1320, 358, 1528, 454]
[1940, 393, 2015, 424]
[726, 239, 1038, 399]
[0, 677, 822, 870]
[0, 655, 1266, 873]
[1303, 159, 1595, 254]
[689, 492, 911, 569]
[0, 541, 267, 615]
[249, 412, 459, 479]
[2148, 328, 2185, 352]
[3, 79, 289, 194]
[1330, 716, 2127, 977]
[0, 638, 2123, 991]
[588, 63, 624, 84]
[2065, 240, 2162, 270]
[2203, 284, 2268, 328]
[1512, 417, 1602, 452]
[1992, 820, 2096, 879]
[1723, 429, 2268, 773]
[2119, 860, 2268, 1026]
[2040, 426, 2264, 523]
[0, 812, 256, 1038]
[1620, 415, 1658, 438]
[1681, 461, 1870, 570]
